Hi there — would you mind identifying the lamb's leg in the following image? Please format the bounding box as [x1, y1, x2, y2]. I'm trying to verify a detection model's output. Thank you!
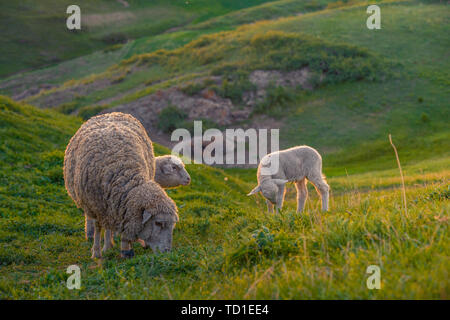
[91, 220, 102, 259]
[295, 179, 308, 213]
[308, 174, 330, 212]
[120, 239, 134, 259]
[85, 215, 95, 241]
[275, 184, 286, 213]
[102, 229, 114, 253]
[266, 200, 274, 213]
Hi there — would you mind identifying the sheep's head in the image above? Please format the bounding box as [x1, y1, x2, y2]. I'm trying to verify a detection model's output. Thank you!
[137, 189, 179, 253]
[247, 179, 288, 204]
[155, 155, 191, 188]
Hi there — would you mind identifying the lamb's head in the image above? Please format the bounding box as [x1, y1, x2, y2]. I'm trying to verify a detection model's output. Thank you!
[247, 178, 288, 204]
[155, 155, 191, 188]
[137, 184, 179, 253]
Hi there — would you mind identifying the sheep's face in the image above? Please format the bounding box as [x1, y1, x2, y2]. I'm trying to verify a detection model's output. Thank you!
[138, 215, 177, 253]
[157, 157, 191, 188]
[260, 182, 278, 204]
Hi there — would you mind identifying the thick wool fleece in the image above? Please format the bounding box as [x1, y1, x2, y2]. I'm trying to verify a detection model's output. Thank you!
[64, 112, 177, 242]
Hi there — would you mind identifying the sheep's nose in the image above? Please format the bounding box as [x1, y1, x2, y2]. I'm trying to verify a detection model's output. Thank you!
[184, 177, 191, 185]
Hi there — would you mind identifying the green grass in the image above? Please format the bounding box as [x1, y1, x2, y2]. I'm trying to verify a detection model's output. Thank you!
[0, 0, 282, 78]
[11, 1, 447, 175]
[0, 96, 448, 299]
[0, 0, 342, 95]
[0, 0, 449, 299]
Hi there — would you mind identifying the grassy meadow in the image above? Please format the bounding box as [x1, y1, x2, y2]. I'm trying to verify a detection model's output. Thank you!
[0, 96, 448, 299]
[0, 0, 448, 299]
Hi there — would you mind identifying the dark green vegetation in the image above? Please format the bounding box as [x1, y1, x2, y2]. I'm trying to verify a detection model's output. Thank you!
[157, 105, 188, 133]
[0, 0, 448, 299]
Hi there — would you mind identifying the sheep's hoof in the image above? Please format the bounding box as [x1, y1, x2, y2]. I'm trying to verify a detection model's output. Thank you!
[120, 249, 134, 259]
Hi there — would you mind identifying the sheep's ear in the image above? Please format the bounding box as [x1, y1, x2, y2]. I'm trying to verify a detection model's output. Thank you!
[142, 210, 153, 225]
[273, 179, 288, 186]
[247, 185, 261, 196]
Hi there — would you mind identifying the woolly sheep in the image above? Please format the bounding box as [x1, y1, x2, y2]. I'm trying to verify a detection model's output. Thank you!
[64, 112, 179, 259]
[86, 155, 191, 247]
[248, 146, 329, 213]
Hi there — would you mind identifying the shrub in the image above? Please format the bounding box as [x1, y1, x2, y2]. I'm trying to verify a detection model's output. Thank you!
[213, 72, 255, 103]
[181, 82, 206, 96]
[253, 85, 296, 117]
[157, 105, 188, 133]
[420, 112, 430, 123]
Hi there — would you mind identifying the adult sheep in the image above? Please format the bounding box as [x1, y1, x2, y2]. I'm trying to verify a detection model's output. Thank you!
[248, 146, 329, 213]
[86, 155, 191, 248]
[64, 112, 178, 259]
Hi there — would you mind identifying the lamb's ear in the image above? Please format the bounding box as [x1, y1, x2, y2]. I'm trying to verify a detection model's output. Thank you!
[142, 210, 153, 225]
[247, 185, 261, 196]
[273, 179, 288, 186]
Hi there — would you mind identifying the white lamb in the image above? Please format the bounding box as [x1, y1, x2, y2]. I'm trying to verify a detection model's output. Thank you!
[248, 146, 329, 213]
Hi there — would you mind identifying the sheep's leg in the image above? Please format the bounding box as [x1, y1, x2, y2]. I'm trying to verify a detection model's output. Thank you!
[295, 179, 308, 213]
[120, 239, 134, 259]
[266, 200, 274, 213]
[275, 184, 286, 213]
[308, 174, 330, 212]
[91, 221, 102, 259]
[85, 215, 95, 241]
[102, 229, 114, 253]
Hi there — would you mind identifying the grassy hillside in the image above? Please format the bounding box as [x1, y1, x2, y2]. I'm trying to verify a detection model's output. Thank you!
[0, 0, 334, 95]
[0, 0, 448, 300]
[2, 0, 446, 174]
[0, 0, 281, 77]
[0, 96, 448, 299]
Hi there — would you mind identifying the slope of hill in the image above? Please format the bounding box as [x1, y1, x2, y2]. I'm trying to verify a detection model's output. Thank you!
[0, 0, 282, 77]
[0, 0, 337, 97]
[0, 0, 449, 299]
[2, 0, 447, 175]
[0, 96, 448, 299]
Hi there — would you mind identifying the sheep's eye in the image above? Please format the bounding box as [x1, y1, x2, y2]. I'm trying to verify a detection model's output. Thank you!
[155, 222, 163, 228]
[172, 165, 177, 170]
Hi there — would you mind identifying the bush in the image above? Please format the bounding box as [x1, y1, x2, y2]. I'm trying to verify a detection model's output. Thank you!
[181, 82, 206, 96]
[213, 73, 255, 103]
[253, 85, 296, 117]
[157, 105, 188, 133]
[420, 112, 430, 123]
